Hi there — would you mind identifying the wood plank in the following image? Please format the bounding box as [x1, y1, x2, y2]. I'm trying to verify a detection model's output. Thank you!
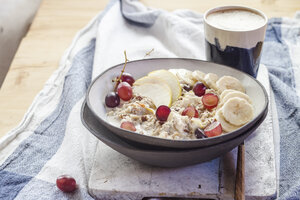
[0, 0, 299, 138]
[0, 0, 109, 137]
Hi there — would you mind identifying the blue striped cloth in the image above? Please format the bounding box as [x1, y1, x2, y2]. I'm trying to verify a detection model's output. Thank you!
[0, 0, 299, 199]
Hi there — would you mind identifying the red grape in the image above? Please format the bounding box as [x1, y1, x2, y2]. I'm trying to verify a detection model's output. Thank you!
[120, 121, 136, 131]
[202, 93, 218, 110]
[117, 82, 133, 101]
[182, 106, 199, 118]
[120, 73, 135, 86]
[105, 92, 120, 108]
[56, 175, 77, 193]
[193, 82, 206, 97]
[204, 121, 222, 137]
[156, 105, 171, 121]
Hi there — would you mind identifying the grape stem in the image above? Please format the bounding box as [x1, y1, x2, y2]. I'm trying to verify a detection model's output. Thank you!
[144, 48, 154, 57]
[114, 50, 129, 90]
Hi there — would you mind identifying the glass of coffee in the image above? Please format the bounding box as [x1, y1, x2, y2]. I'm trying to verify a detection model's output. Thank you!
[204, 6, 267, 77]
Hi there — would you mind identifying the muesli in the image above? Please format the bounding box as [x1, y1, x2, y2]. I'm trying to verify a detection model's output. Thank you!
[105, 66, 254, 140]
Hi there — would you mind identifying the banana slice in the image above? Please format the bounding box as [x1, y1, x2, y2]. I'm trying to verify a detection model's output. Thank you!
[220, 90, 252, 107]
[191, 70, 206, 83]
[216, 109, 241, 133]
[220, 89, 237, 100]
[222, 97, 254, 126]
[204, 73, 219, 91]
[216, 76, 245, 93]
[169, 69, 195, 86]
[222, 91, 251, 104]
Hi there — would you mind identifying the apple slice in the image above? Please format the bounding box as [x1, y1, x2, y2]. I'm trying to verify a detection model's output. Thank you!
[148, 70, 182, 102]
[133, 83, 172, 108]
[134, 76, 167, 86]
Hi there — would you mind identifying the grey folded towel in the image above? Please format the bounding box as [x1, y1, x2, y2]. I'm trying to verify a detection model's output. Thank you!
[261, 17, 300, 199]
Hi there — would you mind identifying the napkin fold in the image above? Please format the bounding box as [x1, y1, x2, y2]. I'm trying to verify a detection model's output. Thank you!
[0, 0, 299, 199]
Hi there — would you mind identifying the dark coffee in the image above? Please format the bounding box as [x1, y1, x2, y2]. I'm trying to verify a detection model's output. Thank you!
[205, 39, 263, 77]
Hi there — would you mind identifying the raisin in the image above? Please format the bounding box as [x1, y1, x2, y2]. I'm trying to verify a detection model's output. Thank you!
[141, 116, 147, 122]
[136, 96, 143, 101]
[183, 84, 193, 91]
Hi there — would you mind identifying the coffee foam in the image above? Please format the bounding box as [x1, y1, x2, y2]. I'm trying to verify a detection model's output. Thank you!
[206, 9, 265, 31]
[204, 7, 267, 49]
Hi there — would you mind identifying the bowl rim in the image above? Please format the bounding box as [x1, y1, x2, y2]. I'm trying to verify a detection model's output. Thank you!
[86, 57, 269, 146]
[81, 100, 268, 167]
[82, 99, 268, 153]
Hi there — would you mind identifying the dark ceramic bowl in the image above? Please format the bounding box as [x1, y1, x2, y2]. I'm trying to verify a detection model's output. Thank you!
[86, 58, 268, 149]
[81, 101, 268, 167]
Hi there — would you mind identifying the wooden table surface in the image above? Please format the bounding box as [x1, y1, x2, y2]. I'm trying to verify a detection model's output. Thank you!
[0, 0, 299, 139]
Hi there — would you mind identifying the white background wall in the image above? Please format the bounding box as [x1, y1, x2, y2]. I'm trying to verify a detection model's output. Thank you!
[0, 0, 41, 88]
